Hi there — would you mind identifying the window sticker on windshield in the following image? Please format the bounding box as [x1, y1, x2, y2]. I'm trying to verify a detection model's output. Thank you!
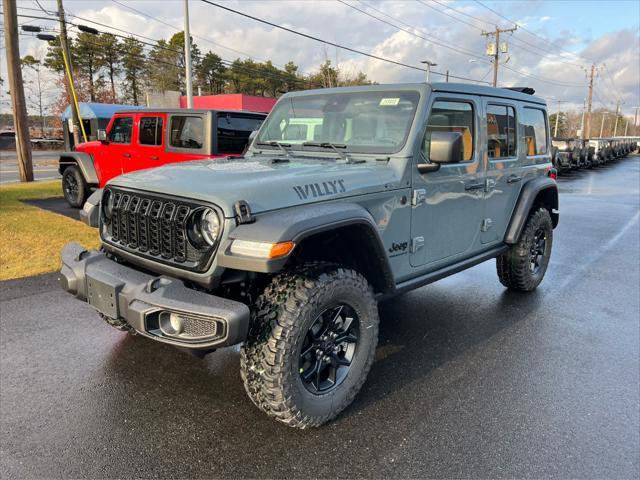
[379, 98, 400, 106]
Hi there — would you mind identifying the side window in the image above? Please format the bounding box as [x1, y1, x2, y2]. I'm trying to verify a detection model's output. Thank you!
[108, 116, 133, 143]
[139, 117, 163, 146]
[422, 100, 474, 162]
[487, 104, 517, 159]
[522, 107, 548, 155]
[170, 116, 204, 149]
[217, 114, 264, 153]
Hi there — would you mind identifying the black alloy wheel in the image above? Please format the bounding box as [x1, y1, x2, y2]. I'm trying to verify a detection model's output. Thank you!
[299, 304, 359, 393]
[529, 228, 547, 275]
[63, 171, 78, 199]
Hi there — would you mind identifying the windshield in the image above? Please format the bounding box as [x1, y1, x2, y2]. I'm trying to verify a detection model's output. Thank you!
[256, 90, 420, 154]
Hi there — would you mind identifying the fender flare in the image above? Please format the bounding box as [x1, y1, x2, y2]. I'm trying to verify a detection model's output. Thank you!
[504, 176, 559, 244]
[217, 202, 395, 292]
[58, 152, 98, 185]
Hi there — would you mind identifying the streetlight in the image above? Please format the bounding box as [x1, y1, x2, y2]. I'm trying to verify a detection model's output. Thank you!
[28, 23, 99, 145]
[600, 113, 608, 138]
[421, 60, 437, 83]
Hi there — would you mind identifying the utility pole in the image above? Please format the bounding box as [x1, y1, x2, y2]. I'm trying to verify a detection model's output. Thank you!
[57, 0, 82, 147]
[624, 119, 628, 136]
[634, 107, 640, 128]
[3, 0, 34, 182]
[421, 60, 437, 83]
[445, 70, 449, 82]
[184, 0, 194, 108]
[583, 63, 597, 140]
[613, 100, 621, 137]
[481, 25, 517, 87]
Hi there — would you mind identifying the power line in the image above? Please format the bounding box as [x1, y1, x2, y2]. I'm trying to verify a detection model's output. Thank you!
[109, 0, 281, 70]
[200, 0, 490, 84]
[474, 0, 590, 65]
[13, 12, 319, 89]
[602, 63, 623, 102]
[353, 0, 490, 62]
[413, 0, 585, 70]
[356, 0, 585, 88]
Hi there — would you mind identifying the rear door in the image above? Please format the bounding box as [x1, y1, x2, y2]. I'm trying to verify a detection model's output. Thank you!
[480, 100, 521, 244]
[409, 95, 486, 268]
[130, 114, 165, 172]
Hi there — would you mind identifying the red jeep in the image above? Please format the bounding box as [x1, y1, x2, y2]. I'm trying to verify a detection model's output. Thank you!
[59, 109, 266, 207]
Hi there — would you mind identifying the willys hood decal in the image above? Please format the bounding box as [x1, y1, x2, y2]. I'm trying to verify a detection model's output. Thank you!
[108, 156, 405, 217]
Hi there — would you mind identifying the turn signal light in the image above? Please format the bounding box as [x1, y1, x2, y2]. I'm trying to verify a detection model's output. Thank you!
[230, 239, 295, 259]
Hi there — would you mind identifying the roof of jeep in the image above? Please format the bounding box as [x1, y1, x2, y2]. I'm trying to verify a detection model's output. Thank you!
[281, 82, 546, 106]
[112, 108, 267, 116]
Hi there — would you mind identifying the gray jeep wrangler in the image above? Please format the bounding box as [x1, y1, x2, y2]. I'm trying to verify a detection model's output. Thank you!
[60, 83, 558, 428]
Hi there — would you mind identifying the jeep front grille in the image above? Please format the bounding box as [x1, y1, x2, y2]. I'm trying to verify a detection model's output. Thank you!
[102, 187, 219, 272]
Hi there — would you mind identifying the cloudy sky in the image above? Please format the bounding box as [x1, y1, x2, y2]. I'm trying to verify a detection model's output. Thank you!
[4, 0, 640, 118]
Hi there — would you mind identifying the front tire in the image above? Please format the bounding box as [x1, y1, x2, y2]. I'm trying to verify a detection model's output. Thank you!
[240, 264, 379, 428]
[62, 165, 88, 208]
[497, 207, 553, 292]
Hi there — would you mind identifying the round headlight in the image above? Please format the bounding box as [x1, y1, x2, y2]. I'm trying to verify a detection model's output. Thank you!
[102, 189, 114, 221]
[187, 208, 220, 248]
[201, 208, 220, 245]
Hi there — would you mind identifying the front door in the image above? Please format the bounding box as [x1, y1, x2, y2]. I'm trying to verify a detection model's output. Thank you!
[99, 114, 134, 184]
[410, 95, 486, 268]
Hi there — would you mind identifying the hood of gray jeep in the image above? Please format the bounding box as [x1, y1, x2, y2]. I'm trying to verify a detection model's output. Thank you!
[108, 156, 406, 217]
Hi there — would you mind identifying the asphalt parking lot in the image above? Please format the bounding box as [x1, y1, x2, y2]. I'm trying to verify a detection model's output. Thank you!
[1, 156, 638, 478]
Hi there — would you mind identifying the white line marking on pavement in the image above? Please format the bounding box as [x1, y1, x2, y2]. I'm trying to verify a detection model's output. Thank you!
[560, 209, 640, 288]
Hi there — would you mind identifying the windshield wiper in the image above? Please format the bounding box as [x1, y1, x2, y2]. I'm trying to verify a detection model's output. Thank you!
[255, 141, 292, 158]
[302, 142, 352, 163]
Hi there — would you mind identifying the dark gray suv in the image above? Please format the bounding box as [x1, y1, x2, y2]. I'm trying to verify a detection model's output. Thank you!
[60, 83, 558, 428]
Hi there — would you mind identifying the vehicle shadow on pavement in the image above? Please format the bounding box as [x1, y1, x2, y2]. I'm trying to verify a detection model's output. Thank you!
[342, 285, 544, 415]
[97, 280, 544, 431]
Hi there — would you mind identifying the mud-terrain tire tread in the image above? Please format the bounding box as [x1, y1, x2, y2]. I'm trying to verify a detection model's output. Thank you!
[497, 207, 553, 292]
[240, 263, 379, 429]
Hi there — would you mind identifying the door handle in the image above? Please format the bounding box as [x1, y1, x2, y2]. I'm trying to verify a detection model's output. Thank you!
[507, 175, 522, 183]
[149, 155, 159, 160]
[122, 153, 131, 158]
[464, 182, 484, 191]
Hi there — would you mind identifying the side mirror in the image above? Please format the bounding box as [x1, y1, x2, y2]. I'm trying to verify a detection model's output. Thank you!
[417, 131, 464, 173]
[97, 129, 108, 143]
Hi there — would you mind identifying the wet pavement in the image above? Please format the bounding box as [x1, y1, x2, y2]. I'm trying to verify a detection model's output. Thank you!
[1, 156, 638, 478]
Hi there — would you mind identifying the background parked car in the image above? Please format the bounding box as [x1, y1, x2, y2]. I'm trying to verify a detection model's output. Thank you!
[59, 109, 266, 207]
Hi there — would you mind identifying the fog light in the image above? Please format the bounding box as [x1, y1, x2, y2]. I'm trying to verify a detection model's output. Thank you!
[159, 311, 184, 336]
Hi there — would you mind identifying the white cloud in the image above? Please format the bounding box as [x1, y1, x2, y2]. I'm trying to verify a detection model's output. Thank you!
[5, 0, 639, 118]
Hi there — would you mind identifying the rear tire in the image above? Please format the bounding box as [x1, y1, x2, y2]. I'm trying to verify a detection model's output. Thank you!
[240, 263, 379, 428]
[62, 165, 88, 208]
[497, 207, 553, 292]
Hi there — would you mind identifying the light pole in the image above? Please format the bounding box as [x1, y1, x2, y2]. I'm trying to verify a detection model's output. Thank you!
[580, 98, 586, 138]
[600, 113, 608, 138]
[184, 0, 194, 108]
[421, 60, 437, 83]
[554, 100, 564, 137]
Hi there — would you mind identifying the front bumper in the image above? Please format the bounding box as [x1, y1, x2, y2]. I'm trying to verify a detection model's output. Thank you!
[59, 242, 250, 350]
